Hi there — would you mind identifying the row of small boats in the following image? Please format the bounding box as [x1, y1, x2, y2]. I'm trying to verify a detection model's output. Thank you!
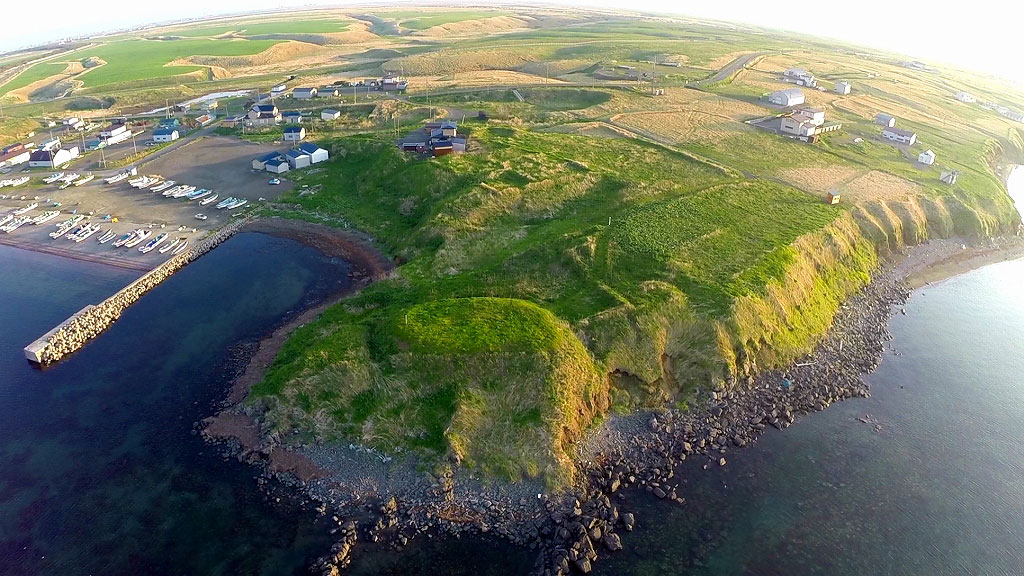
[0, 176, 30, 188]
[47, 214, 190, 254]
[126, 177, 248, 210]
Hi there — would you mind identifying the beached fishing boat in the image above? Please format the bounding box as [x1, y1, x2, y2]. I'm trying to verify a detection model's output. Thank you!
[199, 193, 219, 206]
[1, 176, 31, 188]
[73, 174, 95, 187]
[13, 203, 38, 216]
[162, 185, 186, 197]
[0, 214, 12, 227]
[74, 223, 101, 242]
[59, 173, 79, 183]
[172, 240, 189, 255]
[127, 176, 146, 186]
[139, 232, 167, 253]
[158, 237, 182, 254]
[185, 188, 207, 200]
[106, 173, 129, 184]
[171, 185, 196, 198]
[124, 229, 151, 248]
[215, 197, 235, 209]
[64, 223, 88, 239]
[151, 180, 175, 193]
[1, 216, 31, 233]
[32, 211, 60, 225]
[44, 173, 66, 184]
[227, 198, 248, 210]
[97, 229, 117, 244]
[49, 215, 85, 238]
[137, 178, 161, 189]
[112, 230, 137, 247]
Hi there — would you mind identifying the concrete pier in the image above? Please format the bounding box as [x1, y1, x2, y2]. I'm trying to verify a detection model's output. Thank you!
[23, 218, 250, 365]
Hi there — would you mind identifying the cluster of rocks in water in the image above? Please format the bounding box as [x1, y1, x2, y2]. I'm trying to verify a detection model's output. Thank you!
[300, 260, 912, 575]
[31, 218, 250, 364]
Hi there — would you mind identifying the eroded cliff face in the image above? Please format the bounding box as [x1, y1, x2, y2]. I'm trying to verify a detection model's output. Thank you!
[601, 189, 1021, 407]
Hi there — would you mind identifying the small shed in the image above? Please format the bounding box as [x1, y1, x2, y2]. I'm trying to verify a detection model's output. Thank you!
[293, 87, 318, 100]
[875, 113, 896, 127]
[827, 191, 841, 205]
[432, 140, 454, 157]
[834, 81, 852, 95]
[282, 111, 303, 124]
[253, 152, 283, 170]
[283, 126, 306, 142]
[286, 148, 311, 169]
[918, 149, 936, 165]
[298, 142, 329, 164]
[264, 158, 290, 174]
[321, 109, 341, 121]
[153, 128, 179, 142]
[768, 88, 805, 107]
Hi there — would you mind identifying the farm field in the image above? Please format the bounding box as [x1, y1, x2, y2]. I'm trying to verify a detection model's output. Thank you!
[0, 62, 69, 94]
[166, 17, 352, 37]
[67, 38, 281, 87]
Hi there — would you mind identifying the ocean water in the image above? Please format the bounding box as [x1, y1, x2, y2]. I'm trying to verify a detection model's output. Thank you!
[3, 173, 1024, 575]
[0, 233, 352, 575]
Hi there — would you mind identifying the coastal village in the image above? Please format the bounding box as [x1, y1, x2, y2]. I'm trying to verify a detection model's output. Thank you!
[1, 8, 1023, 576]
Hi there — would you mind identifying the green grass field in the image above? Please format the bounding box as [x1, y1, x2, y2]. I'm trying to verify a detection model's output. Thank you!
[166, 18, 351, 37]
[68, 38, 280, 87]
[0, 62, 69, 95]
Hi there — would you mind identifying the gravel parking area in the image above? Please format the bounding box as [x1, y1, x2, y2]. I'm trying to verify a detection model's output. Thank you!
[142, 135, 294, 201]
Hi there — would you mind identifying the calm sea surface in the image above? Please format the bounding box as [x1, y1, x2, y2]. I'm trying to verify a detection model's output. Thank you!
[2, 170, 1023, 575]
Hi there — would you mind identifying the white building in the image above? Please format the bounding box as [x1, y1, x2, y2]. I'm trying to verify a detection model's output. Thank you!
[264, 158, 290, 174]
[875, 113, 896, 127]
[918, 150, 936, 165]
[153, 128, 179, 142]
[882, 126, 917, 145]
[321, 109, 341, 121]
[769, 88, 805, 107]
[0, 149, 31, 168]
[780, 116, 817, 137]
[283, 126, 306, 142]
[28, 146, 79, 168]
[783, 67, 816, 87]
[834, 81, 851, 95]
[293, 87, 318, 99]
[297, 142, 329, 164]
[955, 91, 976, 103]
[40, 138, 61, 151]
[286, 148, 311, 169]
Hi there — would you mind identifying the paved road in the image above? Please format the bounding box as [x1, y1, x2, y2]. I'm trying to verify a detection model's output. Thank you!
[701, 51, 770, 85]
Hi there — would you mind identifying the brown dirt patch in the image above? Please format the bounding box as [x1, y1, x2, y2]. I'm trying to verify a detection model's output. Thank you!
[841, 170, 927, 203]
[611, 109, 751, 145]
[776, 165, 865, 195]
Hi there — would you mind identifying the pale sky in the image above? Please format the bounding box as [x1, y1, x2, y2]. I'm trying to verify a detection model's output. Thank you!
[4, 0, 1023, 84]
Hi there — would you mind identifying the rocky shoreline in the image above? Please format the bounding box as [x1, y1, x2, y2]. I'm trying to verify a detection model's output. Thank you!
[200, 237, 1018, 576]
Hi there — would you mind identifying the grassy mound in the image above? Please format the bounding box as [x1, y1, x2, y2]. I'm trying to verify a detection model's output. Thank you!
[253, 297, 606, 484]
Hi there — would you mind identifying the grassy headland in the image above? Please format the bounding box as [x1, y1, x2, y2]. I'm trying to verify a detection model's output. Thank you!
[1, 7, 1022, 488]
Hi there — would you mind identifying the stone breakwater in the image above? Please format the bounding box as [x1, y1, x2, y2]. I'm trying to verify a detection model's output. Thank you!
[24, 218, 251, 365]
